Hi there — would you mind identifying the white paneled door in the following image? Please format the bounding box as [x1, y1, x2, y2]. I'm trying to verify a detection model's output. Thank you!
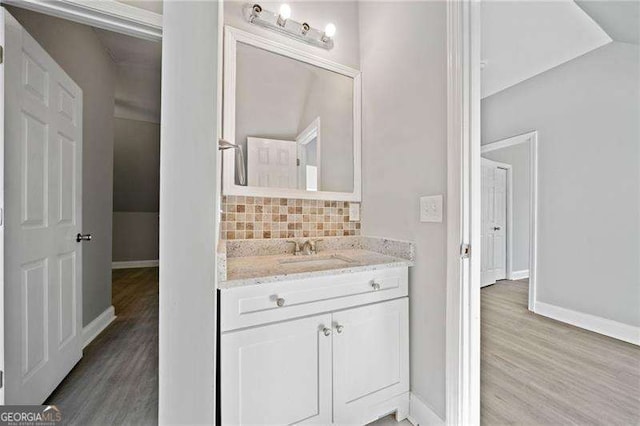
[3, 9, 83, 404]
[481, 159, 507, 287]
[247, 136, 298, 189]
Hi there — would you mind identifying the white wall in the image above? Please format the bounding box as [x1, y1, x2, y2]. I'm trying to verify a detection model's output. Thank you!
[8, 7, 117, 327]
[482, 41, 640, 327]
[359, 1, 447, 418]
[158, 1, 219, 423]
[482, 143, 530, 272]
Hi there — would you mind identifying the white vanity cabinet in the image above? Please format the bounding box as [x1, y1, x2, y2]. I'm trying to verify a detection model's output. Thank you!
[219, 266, 410, 425]
[221, 314, 333, 425]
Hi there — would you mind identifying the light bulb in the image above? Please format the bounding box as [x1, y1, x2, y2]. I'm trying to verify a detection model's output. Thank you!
[324, 23, 336, 37]
[279, 4, 291, 20]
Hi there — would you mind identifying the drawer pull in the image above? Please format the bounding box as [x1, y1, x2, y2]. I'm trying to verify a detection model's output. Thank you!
[276, 297, 285, 307]
[335, 324, 344, 334]
[371, 281, 381, 291]
[322, 327, 332, 337]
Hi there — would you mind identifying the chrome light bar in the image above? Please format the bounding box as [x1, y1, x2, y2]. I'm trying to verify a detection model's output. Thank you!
[243, 3, 335, 50]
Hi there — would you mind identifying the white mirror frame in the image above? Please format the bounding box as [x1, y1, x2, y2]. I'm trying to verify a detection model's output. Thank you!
[223, 26, 362, 202]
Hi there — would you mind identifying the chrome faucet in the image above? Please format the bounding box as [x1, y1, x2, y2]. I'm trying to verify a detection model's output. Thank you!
[302, 239, 323, 255]
[287, 239, 323, 255]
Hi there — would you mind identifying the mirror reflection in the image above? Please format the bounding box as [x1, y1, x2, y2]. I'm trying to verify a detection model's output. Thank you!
[234, 42, 354, 193]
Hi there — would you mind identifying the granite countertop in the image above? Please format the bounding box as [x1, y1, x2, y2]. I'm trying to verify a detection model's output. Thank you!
[217, 236, 415, 289]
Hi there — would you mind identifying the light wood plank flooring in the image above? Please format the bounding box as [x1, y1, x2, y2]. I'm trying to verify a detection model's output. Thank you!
[46, 267, 158, 425]
[482, 279, 640, 425]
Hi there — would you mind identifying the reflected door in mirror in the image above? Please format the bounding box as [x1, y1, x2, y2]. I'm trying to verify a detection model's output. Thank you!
[247, 137, 298, 189]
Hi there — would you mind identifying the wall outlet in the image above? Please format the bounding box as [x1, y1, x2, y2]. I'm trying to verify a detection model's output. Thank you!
[349, 203, 360, 221]
[420, 195, 443, 223]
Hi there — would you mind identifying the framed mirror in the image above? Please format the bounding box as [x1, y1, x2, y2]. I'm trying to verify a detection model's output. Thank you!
[223, 26, 361, 201]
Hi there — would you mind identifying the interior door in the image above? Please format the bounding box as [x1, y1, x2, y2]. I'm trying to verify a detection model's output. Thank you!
[3, 9, 83, 404]
[481, 159, 507, 287]
[332, 298, 409, 425]
[246, 136, 297, 189]
[220, 314, 332, 425]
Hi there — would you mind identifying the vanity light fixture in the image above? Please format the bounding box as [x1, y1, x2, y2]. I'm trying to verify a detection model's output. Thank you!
[277, 4, 291, 26]
[245, 3, 335, 50]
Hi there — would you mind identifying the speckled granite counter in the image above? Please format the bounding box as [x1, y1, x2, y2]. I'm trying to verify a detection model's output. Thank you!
[217, 236, 414, 289]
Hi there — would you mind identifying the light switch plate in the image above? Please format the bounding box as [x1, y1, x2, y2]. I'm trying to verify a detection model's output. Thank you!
[349, 203, 360, 221]
[420, 195, 443, 222]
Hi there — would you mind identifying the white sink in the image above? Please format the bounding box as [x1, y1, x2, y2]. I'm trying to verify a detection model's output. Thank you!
[278, 254, 358, 267]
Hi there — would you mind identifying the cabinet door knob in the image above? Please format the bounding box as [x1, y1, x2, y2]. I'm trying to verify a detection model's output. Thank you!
[322, 327, 332, 337]
[335, 324, 344, 334]
[276, 297, 285, 307]
[371, 281, 381, 291]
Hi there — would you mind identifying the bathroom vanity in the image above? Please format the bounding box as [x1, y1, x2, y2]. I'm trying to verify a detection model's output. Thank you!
[218, 237, 414, 425]
[218, 16, 414, 425]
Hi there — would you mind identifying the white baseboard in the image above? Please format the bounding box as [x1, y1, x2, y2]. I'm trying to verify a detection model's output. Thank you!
[112, 259, 159, 269]
[82, 306, 116, 348]
[508, 269, 529, 280]
[407, 392, 444, 426]
[535, 302, 640, 346]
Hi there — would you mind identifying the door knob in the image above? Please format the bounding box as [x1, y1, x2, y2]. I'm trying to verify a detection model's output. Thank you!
[493, 226, 501, 231]
[276, 297, 285, 307]
[322, 327, 332, 337]
[371, 281, 381, 291]
[335, 324, 344, 334]
[76, 233, 92, 242]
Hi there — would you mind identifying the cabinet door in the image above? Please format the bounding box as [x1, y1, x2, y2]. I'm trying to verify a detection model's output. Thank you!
[332, 298, 409, 424]
[221, 314, 332, 425]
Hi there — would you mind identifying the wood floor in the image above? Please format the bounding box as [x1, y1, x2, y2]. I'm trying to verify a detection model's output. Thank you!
[482, 279, 640, 425]
[46, 267, 158, 425]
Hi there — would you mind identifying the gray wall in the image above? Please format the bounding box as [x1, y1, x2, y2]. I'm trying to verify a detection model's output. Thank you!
[360, 2, 447, 417]
[482, 41, 640, 327]
[483, 143, 530, 272]
[112, 117, 160, 262]
[9, 7, 117, 327]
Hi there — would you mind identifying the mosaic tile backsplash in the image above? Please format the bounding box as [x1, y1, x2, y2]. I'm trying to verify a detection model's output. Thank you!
[221, 196, 361, 240]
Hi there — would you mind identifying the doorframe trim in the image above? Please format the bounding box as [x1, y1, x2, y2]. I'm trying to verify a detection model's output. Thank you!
[480, 158, 512, 285]
[445, 0, 481, 424]
[1, 0, 162, 41]
[481, 131, 538, 311]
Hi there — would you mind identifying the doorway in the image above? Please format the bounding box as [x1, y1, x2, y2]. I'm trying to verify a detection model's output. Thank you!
[480, 158, 509, 287]
[480, 131, 538, 308]
[1, 5, 161, 418]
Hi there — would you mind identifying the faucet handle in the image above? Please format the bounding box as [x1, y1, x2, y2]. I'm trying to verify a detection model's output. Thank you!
[310, 239, 323, 253]
[286, 240, 301, 255]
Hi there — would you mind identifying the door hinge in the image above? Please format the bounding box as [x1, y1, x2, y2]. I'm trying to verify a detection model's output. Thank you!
[0, 370, 4, 389]
[296, 158, 300, 166]
[0, 45, 3, 65]
[460, 243, 471, 259]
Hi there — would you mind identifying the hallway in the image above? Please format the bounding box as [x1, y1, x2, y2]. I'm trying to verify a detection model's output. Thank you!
[481, 279, 640, 425]
[46, 268, 158, 425]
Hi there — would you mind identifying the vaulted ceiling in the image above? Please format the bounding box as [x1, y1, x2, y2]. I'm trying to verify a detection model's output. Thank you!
[575, 0, 640, 45]
[481, 0, 612, 99]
